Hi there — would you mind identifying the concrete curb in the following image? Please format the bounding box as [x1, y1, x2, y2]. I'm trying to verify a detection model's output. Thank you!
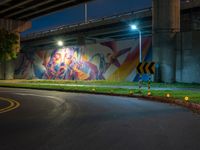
[0, 85, 200, 113]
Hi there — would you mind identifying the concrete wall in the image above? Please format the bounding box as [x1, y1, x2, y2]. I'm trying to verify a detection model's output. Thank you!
[152, 0, 180, 83]
[1, 31, 199, 83]
[2, 30, 199, 83]
[0, 61, 15, 80]
[0, 63, 3, 79]
[14, 38, 152, 81]
[0, 19, 31, 80]
[176, 31, 200, 83]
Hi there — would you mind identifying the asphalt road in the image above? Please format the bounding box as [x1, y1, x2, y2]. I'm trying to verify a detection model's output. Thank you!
[0, 87, 200, 150]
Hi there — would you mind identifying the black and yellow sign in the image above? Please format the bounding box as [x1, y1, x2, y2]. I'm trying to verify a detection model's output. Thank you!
[137, 62, 155, 74]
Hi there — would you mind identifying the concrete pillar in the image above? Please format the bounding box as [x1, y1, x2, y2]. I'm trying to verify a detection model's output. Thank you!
[152, 0, 180, 83]
[0, 19, 31, 32]
[0, 19, 31, 79]
[0, 62, 3, 79]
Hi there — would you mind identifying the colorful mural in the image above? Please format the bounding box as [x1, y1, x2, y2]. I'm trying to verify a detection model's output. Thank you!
[15, 37, 152, 81]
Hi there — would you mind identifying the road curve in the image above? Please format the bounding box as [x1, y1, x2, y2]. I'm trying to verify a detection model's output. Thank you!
[0, 87, 200, 150]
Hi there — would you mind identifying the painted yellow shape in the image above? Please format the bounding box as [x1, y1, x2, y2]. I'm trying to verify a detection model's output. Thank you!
[108, 40, 151, 81]
[0, 97, 20, 114]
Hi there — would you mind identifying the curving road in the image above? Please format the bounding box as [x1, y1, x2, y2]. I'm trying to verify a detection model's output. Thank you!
[0, 87, 200, 150]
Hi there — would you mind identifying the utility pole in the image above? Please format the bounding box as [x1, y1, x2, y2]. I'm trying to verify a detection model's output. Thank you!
[85, 3, 88, 23]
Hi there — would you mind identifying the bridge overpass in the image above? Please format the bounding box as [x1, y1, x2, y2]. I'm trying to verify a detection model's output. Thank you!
[0, 0, 92, 20]
[0, 0, 93, 34]
[21, 1, 200, 50]
[21, 8, 152, 49]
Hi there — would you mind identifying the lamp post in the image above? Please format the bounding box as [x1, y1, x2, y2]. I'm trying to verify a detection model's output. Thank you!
[131, 24, 142, 62]
[131, 24, 143, 89]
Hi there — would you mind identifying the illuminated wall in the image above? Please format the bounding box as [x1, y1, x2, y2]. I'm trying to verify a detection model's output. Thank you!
[15, 37, 152, 81]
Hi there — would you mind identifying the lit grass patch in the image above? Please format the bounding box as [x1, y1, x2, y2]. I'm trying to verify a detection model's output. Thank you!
[0, 83, 200, 104]
[150, 90, 200, 104]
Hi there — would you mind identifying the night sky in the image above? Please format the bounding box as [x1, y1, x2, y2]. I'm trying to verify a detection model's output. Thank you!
[23, 0, 151, 34]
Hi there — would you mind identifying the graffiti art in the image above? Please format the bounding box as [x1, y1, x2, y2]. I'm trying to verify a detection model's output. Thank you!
[15, 37, 152, 81]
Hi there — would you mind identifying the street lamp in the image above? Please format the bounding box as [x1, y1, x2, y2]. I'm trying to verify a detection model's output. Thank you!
[57, 40, 63, 47]
[130, 24, 142, 62]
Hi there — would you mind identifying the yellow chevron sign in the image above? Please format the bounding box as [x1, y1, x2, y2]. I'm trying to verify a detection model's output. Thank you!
[137, 62, 155, 74]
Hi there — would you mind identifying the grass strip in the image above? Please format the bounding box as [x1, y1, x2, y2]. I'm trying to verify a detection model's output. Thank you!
[0, 83, 199, 104]
[0, 79, 200, 89]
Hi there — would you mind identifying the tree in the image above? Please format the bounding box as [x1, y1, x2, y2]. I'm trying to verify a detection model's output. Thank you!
[0, 28, 19, 61]
[0, 28, 20, 79]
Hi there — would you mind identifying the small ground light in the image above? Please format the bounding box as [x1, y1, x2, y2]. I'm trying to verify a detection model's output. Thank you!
[92, 88, 96, 92]
[147, 92, 151, 96]
[184, 96, 189, 101]
[129, 90, 133, 95]
[166, 93, 171, 98]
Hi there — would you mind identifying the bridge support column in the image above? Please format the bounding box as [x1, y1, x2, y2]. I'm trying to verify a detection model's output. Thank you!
[152, 0, 180, 83]
[0, 19, 31, 79]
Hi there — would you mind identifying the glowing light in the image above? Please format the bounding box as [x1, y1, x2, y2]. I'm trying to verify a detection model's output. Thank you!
[166, 93, 171, 98]
[92, 88, 96, 92]
[57, 40, 63, 46]
[185, 0, 191, 3]
[147, 92, 151, 96]
[129, 90, 134, 95]
[130, 24, 138, 30]
[184, 96, 189, 101]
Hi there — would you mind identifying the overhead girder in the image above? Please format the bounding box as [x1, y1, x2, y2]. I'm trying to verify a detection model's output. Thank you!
[0, 0, 93, 20]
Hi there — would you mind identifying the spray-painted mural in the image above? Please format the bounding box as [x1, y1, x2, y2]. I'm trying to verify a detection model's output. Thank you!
[15, 37, 152, 81]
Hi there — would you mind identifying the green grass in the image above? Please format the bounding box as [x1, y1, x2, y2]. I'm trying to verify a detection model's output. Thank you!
[1, 79, 200, 88]
[0, 82, 200, 104]
[150, 90, 200, 103]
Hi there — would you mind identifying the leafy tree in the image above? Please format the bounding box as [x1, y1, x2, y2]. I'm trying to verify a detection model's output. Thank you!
[0, 28, 19, 61]
[0, 28, 19, 79]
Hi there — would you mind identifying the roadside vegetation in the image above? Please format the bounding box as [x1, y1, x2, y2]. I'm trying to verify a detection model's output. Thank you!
[1, 79, 200, 88]
[0, 80, 199, 104]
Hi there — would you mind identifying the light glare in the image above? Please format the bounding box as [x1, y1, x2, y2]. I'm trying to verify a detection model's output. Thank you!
[184, 96, 189, 101]
[57, 40, 63, 46]
[166, 93, 171, 98]
[131, 24, 138, 30]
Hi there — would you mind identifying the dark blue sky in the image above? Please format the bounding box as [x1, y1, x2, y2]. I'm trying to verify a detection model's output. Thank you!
[23, 0, 151, 34]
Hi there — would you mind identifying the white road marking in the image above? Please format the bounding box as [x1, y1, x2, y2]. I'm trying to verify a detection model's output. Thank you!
[16, 93, 63, 101]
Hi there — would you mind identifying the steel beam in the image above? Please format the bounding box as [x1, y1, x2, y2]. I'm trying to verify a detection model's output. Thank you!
[0, 0, 12, 5]
[0, 0, 33, 14]
[18, 0, 76, 19]
[5, 0, 56, 18]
